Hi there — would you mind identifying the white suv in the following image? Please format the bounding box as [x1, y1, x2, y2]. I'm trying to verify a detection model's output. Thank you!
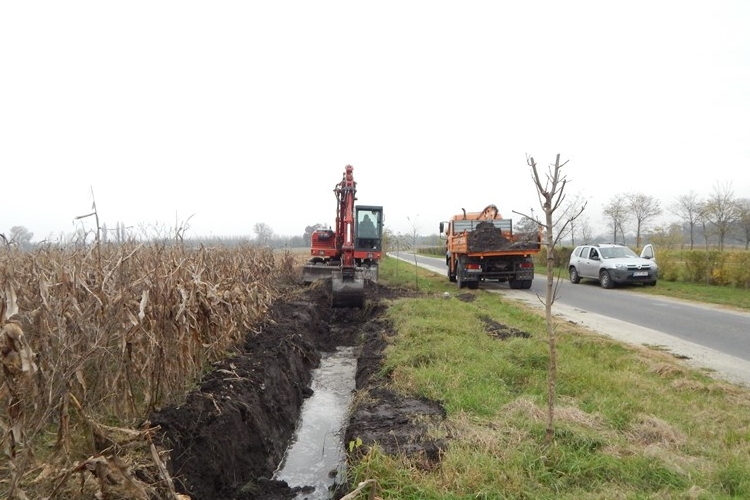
[568, 243, 658, 289]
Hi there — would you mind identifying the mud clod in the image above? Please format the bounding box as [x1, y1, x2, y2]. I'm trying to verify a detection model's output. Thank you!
[150, 281, 444, 500]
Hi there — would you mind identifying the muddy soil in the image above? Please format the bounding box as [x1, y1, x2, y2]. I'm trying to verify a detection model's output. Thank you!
[465, 221, 539, 252]
[150, 281, 446, 500]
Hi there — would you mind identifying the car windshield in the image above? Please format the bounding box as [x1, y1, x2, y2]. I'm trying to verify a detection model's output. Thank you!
[600, 246, 638, 259]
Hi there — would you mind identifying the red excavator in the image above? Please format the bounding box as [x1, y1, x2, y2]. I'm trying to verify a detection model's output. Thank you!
[302, 165, 383, 307]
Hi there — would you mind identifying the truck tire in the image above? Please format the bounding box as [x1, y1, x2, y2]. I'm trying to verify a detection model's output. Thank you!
[448, 264, 457, 283]
[457, 259, 466, 289]
[509, 278, 532, 290]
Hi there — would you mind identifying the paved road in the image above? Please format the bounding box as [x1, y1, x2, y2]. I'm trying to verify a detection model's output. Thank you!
[391, 252, 750, 387]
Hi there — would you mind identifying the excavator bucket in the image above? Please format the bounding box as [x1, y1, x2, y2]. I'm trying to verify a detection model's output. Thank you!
[331, 268, 365, 308]
[302, 262, 338, 284]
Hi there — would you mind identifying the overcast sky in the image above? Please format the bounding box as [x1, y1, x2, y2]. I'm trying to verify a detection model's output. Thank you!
[2, 1, 748, 242]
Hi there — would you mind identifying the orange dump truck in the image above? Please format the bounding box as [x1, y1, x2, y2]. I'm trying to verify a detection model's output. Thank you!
[439, 204, 542, 290]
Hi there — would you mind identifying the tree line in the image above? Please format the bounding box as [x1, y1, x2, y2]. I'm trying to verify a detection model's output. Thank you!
[570, 181, 749, 251]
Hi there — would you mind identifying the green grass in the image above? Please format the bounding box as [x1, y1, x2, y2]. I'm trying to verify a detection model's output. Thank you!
[630, 279, 750, 311]
[346, 256, 750, 499]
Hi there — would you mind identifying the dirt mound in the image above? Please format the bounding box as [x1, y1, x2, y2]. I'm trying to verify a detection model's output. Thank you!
[150, 281, 444, 500]
[466, 221, 540, 252]
[467, 221, 510, 251]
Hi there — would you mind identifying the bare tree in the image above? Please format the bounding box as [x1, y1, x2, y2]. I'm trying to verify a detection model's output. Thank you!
[698, 204, 711, 250]
[8, 226, 34, 250]
[407, 215, 421, 289]
[253, 222, 274, 246]
[526, 154, 586, 444]
[304, 223, 327, 247]
[603, 194, 629, 244]
[626, 193, 661, 250]
[737, 198, 750, 250]
[703, 182, 741, 251]
[548, 194, 587, 246]
[648, 223, 683, 250]
[579, 217, 593, 245]
[670, 191, 703, 250]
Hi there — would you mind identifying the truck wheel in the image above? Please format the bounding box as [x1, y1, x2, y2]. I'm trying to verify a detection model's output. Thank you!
[456, 259, 471, 288]
[569, 267, 581, 284]
[521, 280, 532, 289]
[448, 265, 457, 283]
[599, 270, 614, 289]
[468, 281, 479, 290]
[509, 279, 522, 289]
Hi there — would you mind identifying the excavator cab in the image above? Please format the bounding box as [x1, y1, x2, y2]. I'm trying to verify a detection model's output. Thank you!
[354, 205, 383, 283]
[354, 206, 383, 251]
[331, 205, 384, 308]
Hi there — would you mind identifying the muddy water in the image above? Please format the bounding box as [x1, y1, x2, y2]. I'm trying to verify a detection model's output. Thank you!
[274, 346, 357, 499]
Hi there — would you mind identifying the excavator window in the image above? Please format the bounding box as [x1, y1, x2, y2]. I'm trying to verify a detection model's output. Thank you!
[355, 207, 382, 251]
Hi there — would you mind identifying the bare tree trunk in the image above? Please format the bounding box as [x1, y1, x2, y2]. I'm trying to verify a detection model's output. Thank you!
[526, 153, 586, 445]
[544, 201, 556, 444]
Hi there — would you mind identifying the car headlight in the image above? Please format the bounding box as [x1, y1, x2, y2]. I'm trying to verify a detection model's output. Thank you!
[614, 263, 627, 270]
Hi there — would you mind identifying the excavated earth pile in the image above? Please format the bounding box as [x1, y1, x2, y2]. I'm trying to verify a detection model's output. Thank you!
[466, 221, 511, 252]
[466, 221, 540, 252]
[150, 281, 446, 500]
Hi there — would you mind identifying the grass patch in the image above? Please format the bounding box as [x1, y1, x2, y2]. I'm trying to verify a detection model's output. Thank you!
[631, 279, 750, 311]
[348, 256, 750, 499]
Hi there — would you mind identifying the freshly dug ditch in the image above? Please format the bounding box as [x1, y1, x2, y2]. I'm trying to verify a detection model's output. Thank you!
[150, 281, 446, 500]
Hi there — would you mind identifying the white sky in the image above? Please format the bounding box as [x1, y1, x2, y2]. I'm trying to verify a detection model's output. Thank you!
[2, 1, 749, 242]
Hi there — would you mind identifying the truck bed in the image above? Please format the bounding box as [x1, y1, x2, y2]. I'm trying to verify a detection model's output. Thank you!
[451, 220, 540, 254]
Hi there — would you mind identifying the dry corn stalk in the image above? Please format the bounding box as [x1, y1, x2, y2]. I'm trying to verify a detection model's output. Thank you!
[1, 242, 294, 497]
[1, 320, 39, 500]
[339, 479, 381, 500]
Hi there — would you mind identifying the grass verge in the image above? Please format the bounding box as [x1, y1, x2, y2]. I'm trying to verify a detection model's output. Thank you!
[347, 256, 750, 499]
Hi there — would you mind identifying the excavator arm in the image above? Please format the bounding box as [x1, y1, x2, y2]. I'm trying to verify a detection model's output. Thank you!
[330, 165, 366, 307]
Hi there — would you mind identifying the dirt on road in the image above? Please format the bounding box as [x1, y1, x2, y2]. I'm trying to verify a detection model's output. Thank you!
[150, 280, 446, 500]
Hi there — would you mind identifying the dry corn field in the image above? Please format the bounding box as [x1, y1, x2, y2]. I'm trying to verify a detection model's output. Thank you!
[0, 241, 305, 499]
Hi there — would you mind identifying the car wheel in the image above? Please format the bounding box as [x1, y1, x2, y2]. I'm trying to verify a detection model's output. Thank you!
[569, 267, 581, 284]
[649, 280, 657, 286]
[599, 270, 614, 289]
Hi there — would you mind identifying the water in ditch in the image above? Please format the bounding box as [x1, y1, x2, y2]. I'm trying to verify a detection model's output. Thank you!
[274, 345, 357, 499]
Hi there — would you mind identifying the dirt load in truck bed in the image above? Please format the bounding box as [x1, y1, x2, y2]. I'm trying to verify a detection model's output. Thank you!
[466, 221, 540, 252]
